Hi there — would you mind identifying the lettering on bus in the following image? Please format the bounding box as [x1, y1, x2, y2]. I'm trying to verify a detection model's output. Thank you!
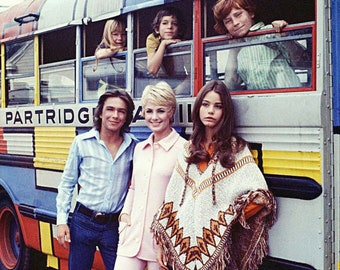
[4, 107, 93, 126]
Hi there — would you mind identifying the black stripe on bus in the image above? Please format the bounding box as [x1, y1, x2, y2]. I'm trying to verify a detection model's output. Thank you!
[3, 127, 35, 133]
[260, 256, 316, 270]
[333, 126, 340, 134]
[0, 155, 34, 168]
[265, 174, 322, 200]
[19, 204, 56, 224]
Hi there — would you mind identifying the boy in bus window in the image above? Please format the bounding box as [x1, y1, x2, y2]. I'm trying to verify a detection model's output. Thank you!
[146, 7, 190, 95]
[56, 90, 137, 270]
[213, 0, 307, 91]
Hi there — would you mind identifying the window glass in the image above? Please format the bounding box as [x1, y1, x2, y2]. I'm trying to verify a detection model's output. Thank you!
[40, 27, 76, 64]
[204, 27, 313, 92]
[134, 42, 192, 98]
[82, 54, 126, 101]
[6, 39, 34, 106]
[7, 77, 35, 106]
[6, 40, 34, 77]
[40, 61, 75, 104]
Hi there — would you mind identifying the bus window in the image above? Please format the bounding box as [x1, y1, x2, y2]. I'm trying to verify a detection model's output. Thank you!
[40, 61, 75, 104]
[204, 26, 313, 92]
[133, 2, 193, 49]
[82, 54, 127, 101]
[133, 41, 192, 98]
[39, 27, 76, 104]
[84, 20, 107, 57]
[203, 0, 315, 38]
[40, 27, 76, 64]
[6, 39, 35, 106]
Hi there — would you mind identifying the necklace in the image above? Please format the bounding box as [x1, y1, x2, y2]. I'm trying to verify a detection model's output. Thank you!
[179, 152, 219, 206]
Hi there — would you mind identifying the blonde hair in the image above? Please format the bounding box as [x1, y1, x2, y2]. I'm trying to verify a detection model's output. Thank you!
[141, 81, 176, 122]
[100, 19, 126, 49]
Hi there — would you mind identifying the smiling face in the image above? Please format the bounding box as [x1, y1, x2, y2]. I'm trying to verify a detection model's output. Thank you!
[143, 101, 173, 139]
[111, 30, 127, 48]
[100, 97, 127, 135]
[223, 7, 255, 37]
[156, 15, 179, 40]
[199, 90, 223, 131]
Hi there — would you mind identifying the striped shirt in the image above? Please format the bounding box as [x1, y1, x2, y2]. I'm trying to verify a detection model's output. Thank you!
[56, 128, 137, 225]
[230, 22, 301, 90]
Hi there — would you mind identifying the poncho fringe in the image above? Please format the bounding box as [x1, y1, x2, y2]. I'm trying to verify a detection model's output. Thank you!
[151, 189, 276, 270]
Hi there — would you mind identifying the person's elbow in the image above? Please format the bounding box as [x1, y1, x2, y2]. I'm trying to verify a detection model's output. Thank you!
[147, 63, 159, 75]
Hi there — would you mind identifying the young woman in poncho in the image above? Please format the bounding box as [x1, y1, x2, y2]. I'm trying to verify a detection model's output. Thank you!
[152, 80, 276, 270]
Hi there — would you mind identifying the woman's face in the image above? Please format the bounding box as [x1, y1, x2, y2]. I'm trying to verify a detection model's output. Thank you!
[157, 15, 179, 40]
[199, 91, 223, 130]
[143, 102, 173, 135]
[223, 7, 255, 37]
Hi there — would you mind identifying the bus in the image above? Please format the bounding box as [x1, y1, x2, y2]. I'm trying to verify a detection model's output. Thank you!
[0, 0, 338, 269]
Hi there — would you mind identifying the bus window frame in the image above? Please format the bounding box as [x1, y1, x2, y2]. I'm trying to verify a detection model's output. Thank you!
[202, 22, 316, 95]
[39, 59, 76, 105]
[5, 37, 35, 107]
[80, 51, 128, 102]
[132, 39, 194, 99]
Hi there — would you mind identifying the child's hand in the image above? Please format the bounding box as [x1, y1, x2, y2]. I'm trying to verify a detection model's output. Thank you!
[162, 39, 181, 46]
[271, 20, 288, 32]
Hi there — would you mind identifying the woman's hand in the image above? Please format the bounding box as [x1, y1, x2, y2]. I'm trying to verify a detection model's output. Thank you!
[156, 245, 168, 270]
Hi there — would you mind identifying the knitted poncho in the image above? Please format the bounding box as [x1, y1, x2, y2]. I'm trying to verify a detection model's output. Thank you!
[151, 143, 276, 270]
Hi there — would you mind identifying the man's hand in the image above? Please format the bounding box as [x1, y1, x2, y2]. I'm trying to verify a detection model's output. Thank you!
[57, 224, 71, 249]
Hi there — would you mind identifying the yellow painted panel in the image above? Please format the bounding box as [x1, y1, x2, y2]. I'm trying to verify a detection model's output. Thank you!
[39, 221, 53, 254]
[34, 127, 75, 170]
[47, 254, 59, 269]
[263, 150, 321, 184]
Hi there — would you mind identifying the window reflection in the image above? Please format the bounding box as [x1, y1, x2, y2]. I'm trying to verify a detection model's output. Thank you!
[6, 40, 34, 77]
[7, 77, 35, 106]
[134, 42, 192, 98]
[40, 62, 75, 104]
[6, 39, 35, 106]
[204, 27, 312, 91]
[82, 55, 126, 101]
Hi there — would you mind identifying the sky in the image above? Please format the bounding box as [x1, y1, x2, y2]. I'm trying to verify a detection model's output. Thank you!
[0, 0, 25, 13]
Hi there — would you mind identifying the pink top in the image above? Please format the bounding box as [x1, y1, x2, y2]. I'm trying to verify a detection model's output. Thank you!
[117, 129, 186, 260]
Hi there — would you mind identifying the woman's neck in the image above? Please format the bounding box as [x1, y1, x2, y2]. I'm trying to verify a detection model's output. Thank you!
[153, 127, 172, 143]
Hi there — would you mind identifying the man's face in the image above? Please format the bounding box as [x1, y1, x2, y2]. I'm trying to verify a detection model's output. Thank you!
[100, 97, 127, 134]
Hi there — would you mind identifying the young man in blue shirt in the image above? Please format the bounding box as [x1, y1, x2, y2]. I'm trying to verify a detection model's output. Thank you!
[56, 89, 137, 270]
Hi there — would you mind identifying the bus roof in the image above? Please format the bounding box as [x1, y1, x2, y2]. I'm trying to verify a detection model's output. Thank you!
[0, 0, 176, 43]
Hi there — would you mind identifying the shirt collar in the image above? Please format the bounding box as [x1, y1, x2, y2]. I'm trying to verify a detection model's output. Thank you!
[83, 127, 136, 146]
[141, 128, 181, 151]
[249, 21, 265, 32]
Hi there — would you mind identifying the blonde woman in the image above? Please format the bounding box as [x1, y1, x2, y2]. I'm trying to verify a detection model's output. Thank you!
[114, 82, 187, 270]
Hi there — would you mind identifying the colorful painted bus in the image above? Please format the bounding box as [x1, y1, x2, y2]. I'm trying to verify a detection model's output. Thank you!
[0, 0, 338, 269]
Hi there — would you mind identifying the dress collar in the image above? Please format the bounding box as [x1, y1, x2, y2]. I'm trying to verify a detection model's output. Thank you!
[141, 128, 181, 151]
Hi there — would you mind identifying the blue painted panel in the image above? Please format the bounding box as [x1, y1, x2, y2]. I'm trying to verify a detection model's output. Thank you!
[0, 165, 57, 212]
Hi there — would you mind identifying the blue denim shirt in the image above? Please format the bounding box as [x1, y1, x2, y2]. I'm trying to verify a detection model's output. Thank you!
[56, 128, 137, 225]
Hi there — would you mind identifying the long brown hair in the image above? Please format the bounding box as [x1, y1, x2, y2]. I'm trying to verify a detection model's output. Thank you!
[187, 80, 246, 168]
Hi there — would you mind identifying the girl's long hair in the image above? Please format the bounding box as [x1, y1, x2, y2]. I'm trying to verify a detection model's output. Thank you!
[187, 80, 246, 168]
